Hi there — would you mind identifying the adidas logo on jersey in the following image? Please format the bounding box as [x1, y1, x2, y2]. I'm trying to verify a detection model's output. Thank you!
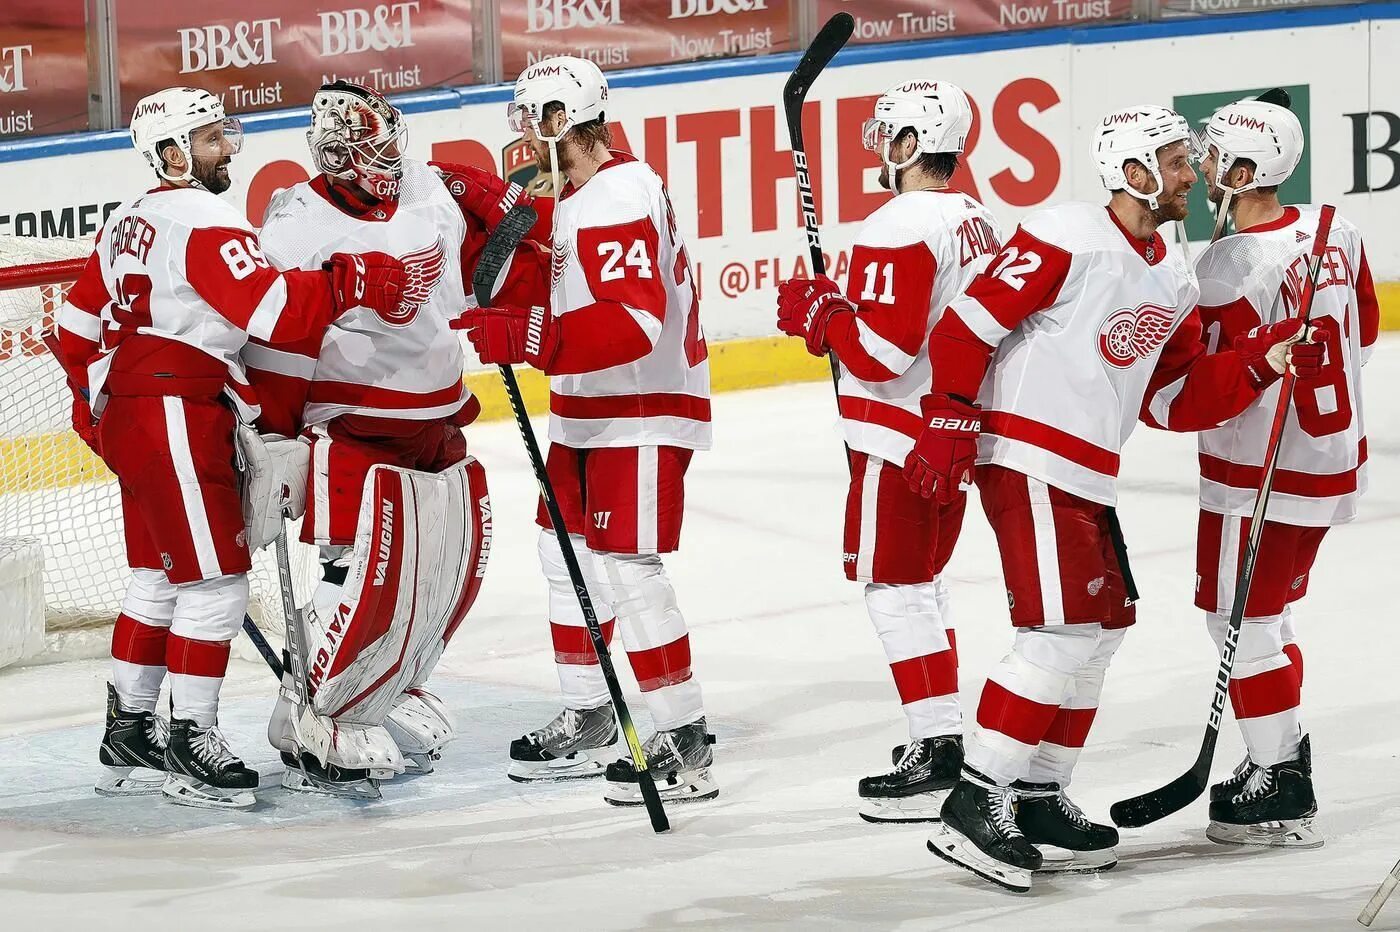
[1296, 230, 1310, 243]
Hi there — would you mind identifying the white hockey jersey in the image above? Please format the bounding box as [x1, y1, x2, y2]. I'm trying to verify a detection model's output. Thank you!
[247, 159, 473, 429]
[1195, 205, 1378, 527]
[542, 151, 711, 450]
[834, 189, 1002, 465]
[55, 186, 338, 421]
[933, 202, 1266, 506]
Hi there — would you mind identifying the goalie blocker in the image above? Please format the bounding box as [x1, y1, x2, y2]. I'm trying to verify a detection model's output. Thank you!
[268, 456, 491, 784]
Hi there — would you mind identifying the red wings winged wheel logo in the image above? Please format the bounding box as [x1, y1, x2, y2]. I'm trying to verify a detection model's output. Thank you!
[379, 237, 447, 327]
[1098, 304, 1176, 368]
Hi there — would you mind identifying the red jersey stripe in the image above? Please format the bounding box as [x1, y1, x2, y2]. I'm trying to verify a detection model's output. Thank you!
[983, 410, 1122, 477]
[550, 391, 711, 422]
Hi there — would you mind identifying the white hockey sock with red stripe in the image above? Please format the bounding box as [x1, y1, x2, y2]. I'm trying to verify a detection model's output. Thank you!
[1208, 611, 1301, 767]
[1025, 627, 1125, 788]
[167, 574, 248, 727]
[110, 568, 177, 713]
[864, 581, 960, 739]
[539, 530, 617, 710]
[604, 552, 702, 731]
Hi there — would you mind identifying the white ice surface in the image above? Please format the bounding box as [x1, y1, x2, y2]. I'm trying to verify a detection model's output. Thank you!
[3, 339, 1400, 931]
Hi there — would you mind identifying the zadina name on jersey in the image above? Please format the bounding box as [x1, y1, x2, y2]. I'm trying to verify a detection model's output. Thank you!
[1195, 204, 1379, 526]
[546, 152, 711, 451]
[835, 189, 1003, 466]
[247, 159, 473, 430]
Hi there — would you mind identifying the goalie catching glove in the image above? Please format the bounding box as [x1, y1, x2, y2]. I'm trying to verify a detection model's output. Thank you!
[903, 393, 982, 504]
[775, 276, 855, 358]
[453, 304, 559, 370]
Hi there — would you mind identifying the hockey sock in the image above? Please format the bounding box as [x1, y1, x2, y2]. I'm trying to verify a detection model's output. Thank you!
[1281, 606, 1303, 687]
[1231, 617, 1302, 767]
[1026, 627, 1126, 788]
[865, 582, 960, 739]
[964, 625, 1104, 787]
[604, 552, 703, 731]
[110, 568, 177, 713]
[167, 635, 232, 727]
[539, 530, 617, 710]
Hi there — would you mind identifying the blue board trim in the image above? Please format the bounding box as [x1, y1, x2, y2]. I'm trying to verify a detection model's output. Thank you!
[1, 2, 1389, 164]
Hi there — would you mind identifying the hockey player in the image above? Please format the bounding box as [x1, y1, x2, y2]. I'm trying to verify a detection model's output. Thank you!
[246, 81, 502, 796]
[1190, 96, 1377, 848]
[773, 80, 1002, 822]
[451, 56, 717, 805]
[904, 105, 1324, 891]
[52, 87, 408, 808]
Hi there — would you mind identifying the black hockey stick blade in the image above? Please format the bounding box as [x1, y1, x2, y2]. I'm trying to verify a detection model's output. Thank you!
[472, 204, 539, 305]
[782, 13, 854, 109]
[241, 614, 283, 678]
[1110, 749, 1210, 828]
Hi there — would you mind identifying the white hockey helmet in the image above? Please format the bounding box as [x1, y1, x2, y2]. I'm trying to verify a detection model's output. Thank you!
[863, 79, 971, 191]
[508, 56, 608, 144]
[307, 81, 407, 200]
[1093, 105, 1199, 210]
[1199, 98, 1303, 194]
[129, 87, 243, 186]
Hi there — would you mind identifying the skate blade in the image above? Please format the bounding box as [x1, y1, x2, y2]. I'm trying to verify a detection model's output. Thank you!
[858, 789, 949, 824]
[927, 827, 1033, 894]
[1206, 818, 1323, 849]
[400, 752, 439, 776]
[94, 766, 165, 797]
[281, 767, 381, 800]
[161, 774, 256, 811]
[1034, 844, 1118, 874]
[508, 749, 611, 783]
[604, 767, 718, 806]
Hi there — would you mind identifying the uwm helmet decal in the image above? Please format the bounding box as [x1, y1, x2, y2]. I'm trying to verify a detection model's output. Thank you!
[1098, 304, 1176, 369]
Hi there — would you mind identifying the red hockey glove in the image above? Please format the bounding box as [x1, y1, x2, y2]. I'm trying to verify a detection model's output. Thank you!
[903, 393, 982, 503]
[71, 394, 100, 456]
[324, 251, 407, 318]
[430, 161, 530, 232]
[452, 304, 559, 370]
[776, 276, 855, 358]
[1235, 319, 1324, 388]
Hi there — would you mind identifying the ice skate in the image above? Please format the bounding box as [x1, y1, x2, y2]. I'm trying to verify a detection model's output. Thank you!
[162, 718, 259, 810]
[94, 683, 168, 797]
[604, 718, 717, 806]
[280, 750, 381, 801]
[1207, 735, 1321, 849]
[928, 769, 1042, 893]
[508, 703, 619, 782]
[1210, 754, 1259, 803]
[1013, 780, 1118, 873]
[858, 735, 962, 824]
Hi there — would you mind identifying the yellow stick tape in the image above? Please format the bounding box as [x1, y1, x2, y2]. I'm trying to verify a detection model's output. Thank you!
[2, 335, 832, 495]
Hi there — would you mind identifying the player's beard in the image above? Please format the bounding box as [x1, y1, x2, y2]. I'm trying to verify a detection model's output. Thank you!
[1151, 184, 1191, 224]
[194, 156, 233, 195]
[532, 140, 554, 174]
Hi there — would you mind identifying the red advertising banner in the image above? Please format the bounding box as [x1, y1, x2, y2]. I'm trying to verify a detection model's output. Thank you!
[115, 0, 475, 122]
[0, 0, 90, 139]
[815, 0, 1134, 45]
[501, 0, 793, 77]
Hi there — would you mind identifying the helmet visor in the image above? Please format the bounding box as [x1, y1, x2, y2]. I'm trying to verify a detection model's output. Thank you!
[862, 117, 895, 154]
[508, 100, 540, 135]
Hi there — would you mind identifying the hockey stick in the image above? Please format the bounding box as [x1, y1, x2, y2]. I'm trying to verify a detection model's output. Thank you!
[1359, 859, 1400, 926]
[783, 12, 854, 471]
[1110, 204, 1335, 829]
[241, 614, 283, 678]
[474, 203, 670, 834]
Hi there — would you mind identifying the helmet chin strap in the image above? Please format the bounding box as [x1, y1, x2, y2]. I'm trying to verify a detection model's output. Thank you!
[1124, 166, 1166, 212]
[1209, 152, 1257, 243]
[881, 138, 920, 195]
[156, 142, 201, 189]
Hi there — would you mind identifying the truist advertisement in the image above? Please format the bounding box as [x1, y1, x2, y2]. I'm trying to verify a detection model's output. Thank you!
[115, 0, 474, 117]
[500, 0, 795, 73]
[0, 0, 89, 138]
[815, 0, 1135, 44]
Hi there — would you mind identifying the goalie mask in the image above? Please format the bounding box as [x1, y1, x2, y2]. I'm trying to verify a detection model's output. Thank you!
[308, 81, 407, 200]
[1092, 105, 1200, 211]
[862, 79, 971, 193]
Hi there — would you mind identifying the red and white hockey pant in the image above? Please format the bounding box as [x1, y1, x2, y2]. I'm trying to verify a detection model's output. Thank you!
[964, 624, 1126, 788]
[846, 453, 967, 739]
[537, 443, 701, 731]
[1198, 512, 1325, 766]
[99, 395, 253, 726]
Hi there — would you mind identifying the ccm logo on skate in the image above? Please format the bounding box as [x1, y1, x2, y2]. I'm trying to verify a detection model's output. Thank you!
[926, 416, 980, 432]
[372, 498, 394, 587]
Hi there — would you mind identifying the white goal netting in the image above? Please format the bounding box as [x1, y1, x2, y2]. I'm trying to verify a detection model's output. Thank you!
[0, 235, 317, 660]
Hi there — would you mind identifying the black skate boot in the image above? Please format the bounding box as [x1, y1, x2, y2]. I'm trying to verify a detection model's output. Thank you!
[928, 768, 1043, 893]
[95, 683, 168, 797]
[604, 717, 717, 806]
[163, 718, 259, 810]
[508, 703, 619, 782]
[858, 735, 962, 824]
[1210, 754, 1259, 803]
[1014, 780, 1119, 873]
[1207, 735, 1320, 848]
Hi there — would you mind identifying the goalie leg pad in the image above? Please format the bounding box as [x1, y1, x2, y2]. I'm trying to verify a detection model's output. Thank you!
[385, 692, 454, 774]
[306, 457, 489, 727]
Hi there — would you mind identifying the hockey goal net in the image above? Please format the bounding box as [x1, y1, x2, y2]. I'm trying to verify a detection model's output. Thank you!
[0, 235, 317, 661]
